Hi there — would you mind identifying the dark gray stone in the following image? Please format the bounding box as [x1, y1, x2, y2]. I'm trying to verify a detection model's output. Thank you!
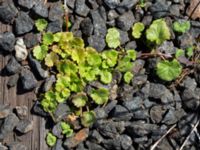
[116, 11, 135, 31]
[52, 139, 65, 150]
[118, 29, 129, 45]
[28, 54, 49, 79]
[7, 142, 27, 150]
[20, 68, 37, 91]
[5, 57, 21, 75]
[98, 6, 107, 21]
[150, 105, 166, 124]
[75, 0, 90, 17]
[142, 15, 153, 26]
[0, 113, 19, 139]
[86, 141, 105, 150]
[18, 0, 36, 9]
[104, 0, 120, 9]
[54, 103, 71, 122]
[103, 138, 121, 150]
[120, 134, 133, 150]
[119, 84, 134, 101]
[42, 75, 56, 92]
[16, 119, 33, 134]
[116, 0, 139, 14]
[47, 20, 63, 33]
[158, 41, 176, 54]
[88, 0, 99, 9]
[66, 0, 76, 9]
[80, 18, 94, 36]
[123, 97, 143, 112]
[52, 122, 63, 138]
[24, 33, 40, 48]
[195, 64, 200, 85]
[132, 109, 149, 120]
[32, 101, 49, 117]
[7, 74, 19, 88]
[32, 1, 48, 18]
[180, 77, 197, 91]
[0, 104, 11, 119]
[89, 130, 104, 144]
[94, 107, 108, 119]
[132, 74, 147, 87]
[104, 100, 117, 114]
[15, 106, 28, 119]
[0, 0, 18, 24]
[0, 32, 15, 52]
[178, 33, 195, 49]
[48, 2, 64, 21]
[15, 12, 34, 35]
[90, 9, 107, 37]
[170, 4, 181, 16]
[125, 41, 137, 50]
[87, 35, 106, 52]
[111, 105, 132, 121]
[108, 10, 119, 21]
[76, 143, 88, 150]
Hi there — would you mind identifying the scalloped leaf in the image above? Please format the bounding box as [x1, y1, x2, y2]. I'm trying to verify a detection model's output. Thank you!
[46, 133, 57, 147]
[132, 22, 145, 39]
[81, 111, 96, 127]
[90, 88, 109, 105]
[45, 52, 59, 67]
[72, 92, 88, 108]
[33, 45, 48, 60]
[106, 28, 120, 48]
[102, 50, 118, 67]
[60, 122, 73, 137]
[100, 70, 112, 84]
[43, 32, 54, 46]
[124, 71, 134, 84]
[173, 20, 190, 33]
[35, 19, 48, 32]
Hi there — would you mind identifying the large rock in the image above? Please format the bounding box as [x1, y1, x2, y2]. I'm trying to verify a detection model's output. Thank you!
[80, 18, 94, 36]
[75, 0, 90, 17]
[104, 0, 120, 9]
[0, 32, 15, 53]
[24, 33, 40, 48]
[16, 119, 33, 134]
[18, 0, 36, 9]
[47, 20, 63, 33]
[32, 1, 48, 18]
[0, 0, 18, 24]
[87, 35, 106, 52]
[0, 104, 11, 119]
[5, 57, 21, 75]
[48, 2, 64, 21]
[15, 12, 34, 35]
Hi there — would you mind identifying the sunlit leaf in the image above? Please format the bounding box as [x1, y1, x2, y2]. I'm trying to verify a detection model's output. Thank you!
[132, 22, 145, 39]
[106, 28, 120, 48]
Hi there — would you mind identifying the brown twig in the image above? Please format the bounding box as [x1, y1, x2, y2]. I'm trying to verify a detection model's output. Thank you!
[179, 120, 199, 150]
[150, 124, 177, 150]
[63, 0, 69, 31]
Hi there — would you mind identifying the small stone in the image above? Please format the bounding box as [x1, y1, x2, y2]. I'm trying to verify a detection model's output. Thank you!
[0, 104, 11, 119]
[52, 139, 65, 150]
[20, 68, 37, 91]
[118, 29, 129, 45]
[54, 103, 71, 122]
[0, 143, 8, 150]
[89, 130, 104, 144]
[28, 54, 49, 79]
[52, 122, 63, 138]
[7, 74, 19, 88]
[88, 0, 99, 9]
[108, 10, 119, 21]
[132, 74, 147, 87]
[75, 0, 90, 17]
[48, 2, 64, 21]
[15, 106, 28, 120]
[47, 20, 63, 33]
[150, 105, 166, 123]
[18, 0, 36, 9]
[111, 105, 132, 121]
[7, 142, 27, 150]
[15, 12, 34, 35]
[76, 143, 87, 150]
[104, 100, 117, 114]
[102, 138, 121, 150]
[90, 9, 107, 37]
[133, 136, 148, 144]
[194, 64, 200, 85]
[63, 128, 89, 148]
[178, 33, 195, 49]
[0, 113, 19, 139]
[5, 57, 21, 75]
[0, 0, 18, 24]
[15, 38, 28, 61]
[0, 32, 15, 53]
[116, 0, 139, 14]
[116, 11, 135, 31]
[158, 41, 176, 55]
[123, 97, 143, 112]
[180, 77, 197, 91]
[142, 15, 153, 26]
[132, 109, 149, 120]
[104, 0, 120, 9]
[32, 1, 48, 18]
[94, 107, 108, 119]
[66, 0, 76, 9]
[170, 4, 181, 16]
[125, 41, 137, 50]
[24, 33, 40, 49]
[42, 75, 56, 92]
[119, 84, 134, 101]
[120, 134, 133, 150]
[86, 141, 105, 150]
[87, 35, 106, 52]
[32, 101, 49, 117]
[16, 119, 33, 134]
[80, 18, 94, 36]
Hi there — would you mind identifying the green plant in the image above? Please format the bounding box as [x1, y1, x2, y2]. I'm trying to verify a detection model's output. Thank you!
[46, 132, 57, 147]
[60, 122, 73, 137]
[175, 49, 185, 58]
[89, 88, 109, 105]
[106, 28, 120, 49]
[132, 22, 145, 39]
[35, 19, 48, 32]
[81, 111, 96, 127]
[146, 19, 171, 45]
[124, 71, 134, 84]
[72, 92, 88, 108]
[173, 20, 190, 33]
[156, 59, 182, 81]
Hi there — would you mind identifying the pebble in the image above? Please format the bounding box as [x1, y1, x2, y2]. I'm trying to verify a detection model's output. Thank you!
[80, 18, 94, 36]
[111, 105, 132, 121]
[94, 107, 108, 120]
[47, 20, 63, 33]
[53, 103, 71, 122]
[0, 0, 18, 24]
[24, 33, 40, 49]
[5, 57, 21, 75]
[158, 41, 176, 55]
[20, 68, 37, 91]
[15, 12, 34, 35]
[86, 141, 105, 150]
[150, 105, 166, 123]
[16, 119, 33, 134]
[180, 77, 197, 91]
[118, 29, 130, 45]
[52, 139, 65, 150]
[7, 74, 19, 88]
[7, 142, 27, 150]
[48, 2, 64, 22]
[178, 33, 195, 49]
[87, 35, 106, 52]
[41, 75, 56, 92]
[32, 101, 49, 117]
[116, 0, 139, 14]
[52, 122, 63, 139]
[104, 100, 117, 114]
[0, 104, 11, 119]
[104, 0, 120, 9]
[122, 96, 143, 112]
[120, 134, 133, 150]
[15, 38, 28, 61]
[32, 1, 48, 18]
[89, 130, 104, 144]
[107, 10, 119, 21]
[18, 0, 36, 9]
[75, 0, 90, 17]
[0, 32, 15, 53]
[15, 106, 28, 119]
[125, 41, 137, 50]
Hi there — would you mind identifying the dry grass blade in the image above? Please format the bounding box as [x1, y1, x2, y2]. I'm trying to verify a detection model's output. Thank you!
[150, 124, 176, 150]
[179, 120, 200, 150]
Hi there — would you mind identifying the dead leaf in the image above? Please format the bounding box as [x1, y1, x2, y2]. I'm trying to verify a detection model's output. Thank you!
[187, 0, 200, 19]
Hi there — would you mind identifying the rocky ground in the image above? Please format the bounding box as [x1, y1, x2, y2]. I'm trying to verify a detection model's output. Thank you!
[0, 0, 200, 150]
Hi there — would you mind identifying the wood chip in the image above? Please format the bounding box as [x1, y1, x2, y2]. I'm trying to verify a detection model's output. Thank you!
[186, 0, 200, 19]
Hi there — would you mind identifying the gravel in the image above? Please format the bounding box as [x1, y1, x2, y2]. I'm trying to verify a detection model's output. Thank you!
[0, 32, 15, 53]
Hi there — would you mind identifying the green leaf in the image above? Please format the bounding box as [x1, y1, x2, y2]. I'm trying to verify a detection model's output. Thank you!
[106, 28, 120, 49]
[57, 60, 78, 75]
[46, 133, 57, 147]
[60, 122, 73, 137]
[124, 72, 134, 84]
[132, 22, 145, 39]
[86, 47, 102, 67]
[45, 52, 59, 67]
[175, 49, 184, 58]
[71, 48, 85, 64]
[127, 49, 137, 61]
[72, 92, 88, 108]
[33, 45, 48, 60]
[69, 37, 84, 49]
[102, 50, 118, 67]
[53, 32, 62, 42]
[43, 32, 54, 46]
[116, 56, 134, 72]
[146, 19, 171, 45]
[186, 46, 194, 57]
[100, 70, 112, 84]
[35, 19, 48, 32]
[156, 59, 182, 81]
[173, 20, 190, 33]
[90, 88, 109, 105]
[81, 111, 96, 127]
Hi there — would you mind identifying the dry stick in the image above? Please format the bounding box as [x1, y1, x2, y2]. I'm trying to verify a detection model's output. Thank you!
[179, 120, 200, 150]
[150, 124, 177, 150]
[63, 0, 69, 31]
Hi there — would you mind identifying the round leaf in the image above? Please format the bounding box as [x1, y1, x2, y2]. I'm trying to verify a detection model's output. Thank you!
[35, 19, 48, 32]
[106, 28, 120, 49]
